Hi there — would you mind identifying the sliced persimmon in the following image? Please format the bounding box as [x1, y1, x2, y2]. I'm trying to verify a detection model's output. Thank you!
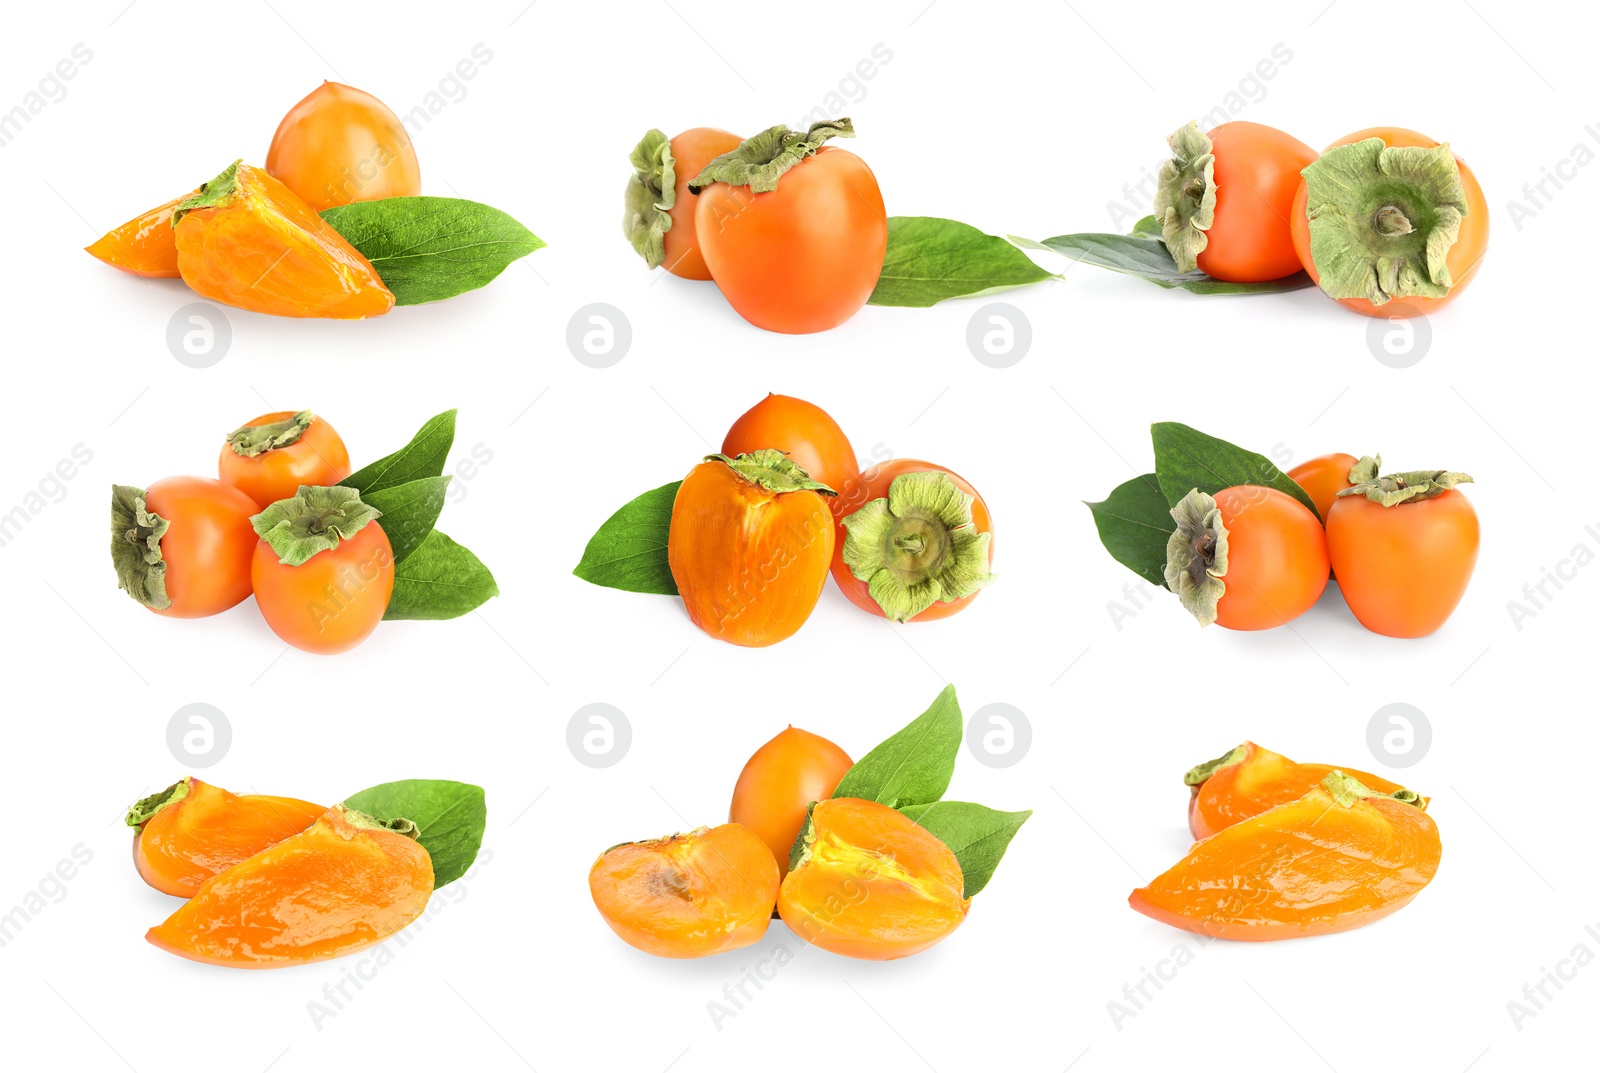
[589, 823, 779, 958]
[146, 804, 433, 968]
[1185, 741, 1418, 840]
[127, 776, 325, 898]
[173, 161, 393, 319]
[1132, 771, 1441, 942]
[85, 191, 195, 278]
[778, 797, 967, 960]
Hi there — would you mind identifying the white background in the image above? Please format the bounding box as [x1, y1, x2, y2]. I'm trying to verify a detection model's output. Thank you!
[0, 0, 1593, 1070]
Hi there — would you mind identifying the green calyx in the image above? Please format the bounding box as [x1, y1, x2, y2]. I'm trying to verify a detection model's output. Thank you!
[1183, 744, 1246, 787]
[687, 118, 854, 194]
[1153, 121, 1217, 274]
[1163, 488, 1228, 626]
[1301, 139, 1469, 304]
[110, 484, 172, 611]
[1321, 770, 1425, 810]
[172, 159, 243, 227]
[709, 451, 837, 496]
[125, 778, 191, 830]
[788, 803, 819, 874]
[623, 129, 676, 268]
[1337, 454, 1473, 507]
[251, 484, 382, 567]
[841, 470, 994, 622]
[337, 805, 420, 840]
[225, 410, 313, 458]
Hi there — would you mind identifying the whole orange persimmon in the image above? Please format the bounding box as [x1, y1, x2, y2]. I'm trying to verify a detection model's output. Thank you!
[218, 410, 351, 509]
[267, 82, 421, 212]
[111, 477, 260, 618]
[1288, 453, 1359, 523]
[721, 394, 862, 521]
[730, 727, 853, 875]
[624, 126, 743, 279]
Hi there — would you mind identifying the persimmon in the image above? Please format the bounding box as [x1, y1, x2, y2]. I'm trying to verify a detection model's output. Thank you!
[84, 191, 194, 278]
[624, 126, 743, 279]
[832, 461, 994, 623]
[589, 824, 779, 958]
[730, 727, 854, 877]
[218, 410, 351, 509]
[173, 161, 394, 319]
[1131, 771, 1441, 941]
[126, 777, 324, 898]
[1292, 128, 1489, 317]
[147, 804, 433, 968]
[1164, 485, 1328, 630]
[667, 451, 835, 647]
[1288, 452, 1359, 523]
[266, 82, 421, 213]
[689, 119, 886, 334]
[1155, 120, 1316, 282]
[250, 485, 395, 654]
[1326, 457, 1478, 638]
[111, 477, 260, 618]
[721, 394, 863, 521]
[1184, 741, 1415, 841]
[778, 797, 967, 960]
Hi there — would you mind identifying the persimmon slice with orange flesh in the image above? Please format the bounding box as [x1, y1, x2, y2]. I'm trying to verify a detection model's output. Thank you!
[778, 797, 967, 960]
[1131, 771, 1440, 942]
[146, 805, 433, 968]
[173, 161, 394, 319]
[127, 776, 325, 898]
[1185, 741, 1417, 840]
[589, 823, 779, 958]
[85, 192, 194, 278]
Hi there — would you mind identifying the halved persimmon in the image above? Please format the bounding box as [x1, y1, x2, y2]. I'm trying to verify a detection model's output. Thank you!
[1184, 741, 1414, 841]
[85, 191, 195, 278]
[127, 777, 325, 898]
[778, 797, 967, 960]
[173, 161, 394, 319]
[1131, 771, 1440, 941]
[589, 824, 779, 958]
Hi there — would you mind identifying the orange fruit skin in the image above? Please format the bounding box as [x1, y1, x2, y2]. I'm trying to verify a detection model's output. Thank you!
[1287, 453, 1359, 524]
[721, 394, 861, 521]
[1132, 785, 1440, 941]
[85, 192, 194, 278]
[1196, 122, 1317, 283]
[730, 727, 854, 876]
[133, 778, 324, 898]
[1326, 488, 1479, 638]
[173, 162, 394, 319]
[218, 411, 352, 510]
[589, 824, 779, 958]
[661, 127, 743, 280]
[668, 460, 834, 647]
[266, 82, 421, 212]
[1291, 127, 1489, 318]
[778, 797, 967, 960]
[146, 805, 433, 968]
[251, 520, 394, 655]
[1211, 486, 1329, 631]
[1187, 742, 1410, 841]
[141, 476, 261, 619]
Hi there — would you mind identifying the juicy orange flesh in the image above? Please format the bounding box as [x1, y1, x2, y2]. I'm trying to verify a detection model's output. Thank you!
[136, 778, 325, 898]
[85, 193, 192, 277]
[1137, 787, 1440, 937]
[1195, 743, 1408, 838]
[146, 805, 432, 967]
[173, 163, 393, 319]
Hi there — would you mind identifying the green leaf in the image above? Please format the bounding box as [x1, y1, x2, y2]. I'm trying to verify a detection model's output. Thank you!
[321, 197, 544, 305]
[383, 530, 498, 620]
[342, 410, 457, 495]
[1013, 216, 1313, 295]
[366, 476, 451, 565]
[868, 217, 1059, 307]
[1151, 422, 1317, 515]
[343, 779, 486, 888]
[832, 685, 962, 809]
[899, 801, 1030, 898]
[573, 481, 680, 596]
[1085, 474, 1172, 587]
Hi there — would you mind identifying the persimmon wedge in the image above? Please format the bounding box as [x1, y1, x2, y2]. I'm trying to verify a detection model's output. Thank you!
[85, 192, 194, 278]
[1185, 741, 1416, 841]
[1131, 771, 1440, 942]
